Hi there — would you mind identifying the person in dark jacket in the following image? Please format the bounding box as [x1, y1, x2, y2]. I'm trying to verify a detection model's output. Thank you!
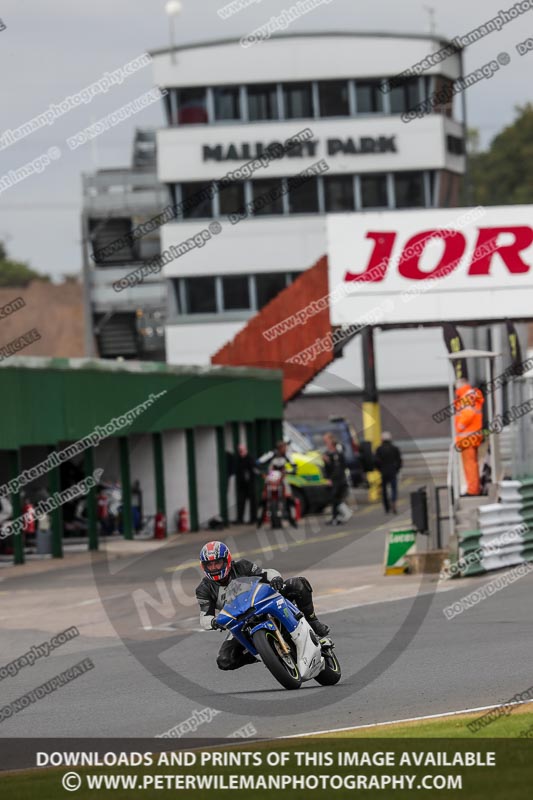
[196, 541, 330, 670]
[234, 444, 256, 524]
[374, 432, 403, 514]
[322, 433, 349, 525]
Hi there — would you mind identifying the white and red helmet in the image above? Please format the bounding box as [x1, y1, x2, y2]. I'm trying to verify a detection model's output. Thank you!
[200, 540, 232, 583]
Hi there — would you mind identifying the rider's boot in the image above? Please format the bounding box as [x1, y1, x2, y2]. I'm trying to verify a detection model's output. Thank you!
[283, 577, 330, 637]
[307, 613, 330, 638]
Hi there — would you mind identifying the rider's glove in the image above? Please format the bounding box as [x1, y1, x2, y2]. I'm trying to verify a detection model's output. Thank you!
[211, 618, 224, 630]
[270, 576, 284, 592]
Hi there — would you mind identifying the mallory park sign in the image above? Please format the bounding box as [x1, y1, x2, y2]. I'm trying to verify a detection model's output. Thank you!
[202, 136, 397, 162]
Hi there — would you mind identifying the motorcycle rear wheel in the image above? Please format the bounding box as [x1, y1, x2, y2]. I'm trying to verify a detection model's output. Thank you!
[314, 648, 341, 685]
[252, 629, 302, 690]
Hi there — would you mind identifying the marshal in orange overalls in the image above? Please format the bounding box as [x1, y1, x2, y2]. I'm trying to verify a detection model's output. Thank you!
[454, 382, 484, 495]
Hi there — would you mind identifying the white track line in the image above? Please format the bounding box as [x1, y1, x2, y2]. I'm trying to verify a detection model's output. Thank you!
[75, 592, 130, 607]
[313, 585, 373, 602]
[319, 583, 461, 616]
[281, 700, 533, 738]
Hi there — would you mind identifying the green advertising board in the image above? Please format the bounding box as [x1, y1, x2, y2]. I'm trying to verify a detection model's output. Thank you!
[384, 528, 417, 575]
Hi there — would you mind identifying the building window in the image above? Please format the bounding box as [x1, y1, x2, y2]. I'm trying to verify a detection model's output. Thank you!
[318, 80, 350, 117]
[180, 182, 214, 218]
[433, 77, 454, 116]
[428, 170, 437, 206]
[287, 176, 319, 213]
[163, 89, 173, 125]
[283, 82, 313, 119]
[389, 77, 420, 114]
[213, 86, 241, 120]
[356, 80, 383, 113]
[222, 275, 251, 310]
[395, 172, 425, 208]
[256, 273, 287, 308]
[324, 175, 354, 212]
[251, 179, 284, 215]
[360, 174, 388, 208]
[218, 182, 246, 216]
[176, 87, 208, 124]
[172, 279, 182, 314]
[247, 83, 279, 121]
[185, 276, 217, 314]
[422, 75, 432, 104]
[447, 135, 465, 155]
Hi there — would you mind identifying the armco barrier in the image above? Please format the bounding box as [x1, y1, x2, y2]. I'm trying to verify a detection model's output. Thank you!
[457, 479, 533, 576]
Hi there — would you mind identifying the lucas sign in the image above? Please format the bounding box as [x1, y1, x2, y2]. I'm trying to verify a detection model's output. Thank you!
[384, 529, 416, 576]
[327, 205, 533, 326]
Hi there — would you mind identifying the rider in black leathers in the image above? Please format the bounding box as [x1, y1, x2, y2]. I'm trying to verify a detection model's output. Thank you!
[195, 545, 330, 671]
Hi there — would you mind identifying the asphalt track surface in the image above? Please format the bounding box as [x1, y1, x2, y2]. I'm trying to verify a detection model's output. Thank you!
[1, 494, 533, 739]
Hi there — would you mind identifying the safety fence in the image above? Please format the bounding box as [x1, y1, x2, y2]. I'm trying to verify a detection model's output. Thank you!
[457, 479, 533, 576]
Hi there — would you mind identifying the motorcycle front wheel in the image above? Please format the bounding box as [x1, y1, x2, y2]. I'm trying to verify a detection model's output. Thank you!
[252, 628, 302, 690]
[269, 500, 282, 529]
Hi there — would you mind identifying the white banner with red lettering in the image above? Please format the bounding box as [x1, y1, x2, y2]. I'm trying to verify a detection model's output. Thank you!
[327, 205, 533, 325]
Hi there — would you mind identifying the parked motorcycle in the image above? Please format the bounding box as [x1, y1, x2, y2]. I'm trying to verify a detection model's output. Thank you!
[259, 469, 291, 529]
[215, 576, 341, 690]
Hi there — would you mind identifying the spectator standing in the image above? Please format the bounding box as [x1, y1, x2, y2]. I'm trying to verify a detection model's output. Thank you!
[131, 479, 143, 533]
[374, 432, 403, 514]
[234, 444, 256, 524]
[322, 433, 349, 525]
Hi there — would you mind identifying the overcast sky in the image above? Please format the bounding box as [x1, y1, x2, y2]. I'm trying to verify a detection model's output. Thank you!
[0, 0, 530, 279]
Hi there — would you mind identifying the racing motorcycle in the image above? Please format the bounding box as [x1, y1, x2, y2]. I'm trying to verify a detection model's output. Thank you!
[215, 576, 341, 690]
[259, 469, 289, 529]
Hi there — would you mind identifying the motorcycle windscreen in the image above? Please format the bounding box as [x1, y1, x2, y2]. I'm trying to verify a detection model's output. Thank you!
[222, 577, 261, 617]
